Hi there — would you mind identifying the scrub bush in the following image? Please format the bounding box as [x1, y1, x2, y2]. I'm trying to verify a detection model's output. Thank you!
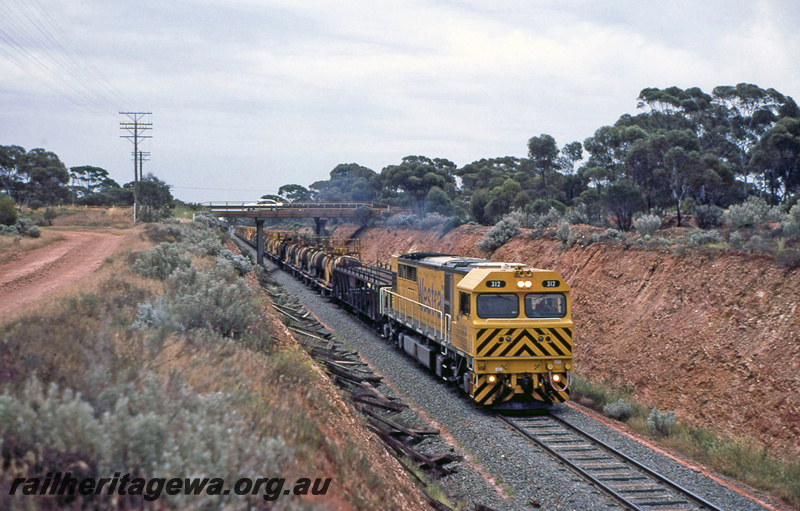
[686, 229, 722, 247]
[217, 248, 252, 276]
[477, 215, 520, 251]
[646, 408, 677, 437]
[633, 214, 661, 236]
[693, 205, 724, 229]
[131, 243, 191, 280]
[603, 398, 633, 421]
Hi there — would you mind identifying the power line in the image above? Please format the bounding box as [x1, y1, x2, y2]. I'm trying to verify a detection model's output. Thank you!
[120, 112, 153, 224]
[0, 1, 132, 118]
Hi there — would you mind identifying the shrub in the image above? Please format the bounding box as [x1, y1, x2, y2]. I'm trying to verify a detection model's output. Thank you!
[646, 408, 677, 437]
[693, 205, 724, 229]
[131, 243, 192, 280]
[729, 231, 744, 249]
[526, 198, 566, 215]
[591, 228, 626, 244]
[27, 199, 44, 210]
[192, 211, 223, 229]
[0, 375, 290, 509]
[0, 193, 17, 226]
[217, 248, 252, 276]
[744, 234, 768, 252]
[535, 207, 563, 229]
[26, 226, 41, 238]
[686, 229, 722, 247]
[477, 215, 521, 251]
[385, 213, 448, 230]
[633, 214, 661, 236]
[556, 221, 571, 243]
[134, 265, 263, 341]
[565, 204, 589, 225]
[726, 196, 772, 230]
[790, 204, 800, 224]
[603, 398, 633, 421]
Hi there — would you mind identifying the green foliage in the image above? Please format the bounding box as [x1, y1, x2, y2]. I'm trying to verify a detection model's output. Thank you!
[526, 198, 566, 215]
[686, 229, 723, 247]
[603, 398, 634, 421]
[26, 225, 41, 238]
[134, 263, 263, 342]
[693, 204, 724, 229]
[646, 408, 677, 437]
[0, 375, 290, 508]
[216, 248, 252, 276]
[726, 196, 772, 230]
[555, 221, 571, 243]
[603, 181, 644, 231]
[476, 215, 521, 252]
[354, 205, 376, 226]
[0, 193, 16, 226]
[131, 243, 192, 280]
[633, 214, 661, 236]
[126, 174, 174, 222]
[591, 228, 627, 244]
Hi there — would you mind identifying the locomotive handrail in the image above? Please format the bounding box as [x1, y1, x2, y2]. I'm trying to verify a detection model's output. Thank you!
[380, 288, 451, 344]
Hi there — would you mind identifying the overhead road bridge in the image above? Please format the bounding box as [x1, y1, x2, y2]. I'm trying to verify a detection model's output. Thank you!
[204, 201, 393, 265]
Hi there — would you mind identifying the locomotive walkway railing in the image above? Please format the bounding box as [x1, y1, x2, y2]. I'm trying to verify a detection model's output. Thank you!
[379, 288, 451, 344]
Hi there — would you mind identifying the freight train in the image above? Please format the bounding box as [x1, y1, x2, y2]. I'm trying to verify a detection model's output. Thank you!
[235, 226, 573, 409]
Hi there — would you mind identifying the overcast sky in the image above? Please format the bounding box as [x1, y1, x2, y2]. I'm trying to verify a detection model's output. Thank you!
[2, 0, 799, 203]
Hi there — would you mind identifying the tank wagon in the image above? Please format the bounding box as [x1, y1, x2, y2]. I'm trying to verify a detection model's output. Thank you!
[235, 226, 573, 408]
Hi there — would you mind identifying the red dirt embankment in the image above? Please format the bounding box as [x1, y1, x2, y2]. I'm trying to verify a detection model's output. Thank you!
[345, 224, 800, 461]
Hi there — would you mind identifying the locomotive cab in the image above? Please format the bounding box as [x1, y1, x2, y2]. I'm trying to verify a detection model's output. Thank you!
[385, 253, 573, 408]
[455, 264, 573, 407]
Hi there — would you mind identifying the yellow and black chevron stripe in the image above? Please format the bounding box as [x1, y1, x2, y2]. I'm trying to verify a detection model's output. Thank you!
[473, 375, 513, 405]
[475, 327, 572, 358]
[534, 386, 569, 404]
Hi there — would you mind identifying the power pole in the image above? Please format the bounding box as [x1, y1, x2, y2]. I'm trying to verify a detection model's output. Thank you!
[119, 112, 152, 224]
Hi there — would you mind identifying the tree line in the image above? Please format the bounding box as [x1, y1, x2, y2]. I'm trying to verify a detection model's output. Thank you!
[272, 83, 800, 230]
[0, 145, 173, 221]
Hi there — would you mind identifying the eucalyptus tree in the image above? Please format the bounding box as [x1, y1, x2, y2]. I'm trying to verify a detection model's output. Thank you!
[750, 117, 800, 202]
[712, 83, 788, 195]
[527, 134, 559, 191]
[0, 145, 25, 199]
[381, 156, 456, 215]
[18, 148, 70, 207]
[69, 165, 110, 198]
[310, 163, 379, 203]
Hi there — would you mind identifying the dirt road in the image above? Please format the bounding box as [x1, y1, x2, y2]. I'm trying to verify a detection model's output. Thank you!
[0, 230, 125, 318]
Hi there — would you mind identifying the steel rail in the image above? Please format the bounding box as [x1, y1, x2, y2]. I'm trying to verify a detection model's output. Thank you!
[499, 413, 726, 511]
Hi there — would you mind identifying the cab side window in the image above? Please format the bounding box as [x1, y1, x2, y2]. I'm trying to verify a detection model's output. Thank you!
[459, 292, 471, 316]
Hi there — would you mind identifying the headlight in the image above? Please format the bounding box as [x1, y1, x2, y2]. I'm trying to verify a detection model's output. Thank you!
[488, 375, 497, 383]
[552, 374, 561, 383]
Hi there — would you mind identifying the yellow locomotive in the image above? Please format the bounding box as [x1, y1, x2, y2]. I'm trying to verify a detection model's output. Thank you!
[235, 225, 573, 408]
[381, 253, 572, 408]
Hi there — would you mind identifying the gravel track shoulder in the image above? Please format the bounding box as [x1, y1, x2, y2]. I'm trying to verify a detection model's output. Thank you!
[265, 260, 774, 511]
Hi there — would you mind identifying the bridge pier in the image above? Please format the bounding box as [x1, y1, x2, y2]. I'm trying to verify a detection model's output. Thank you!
[255, 219, 264, 266]
[314, 217, 326, 236]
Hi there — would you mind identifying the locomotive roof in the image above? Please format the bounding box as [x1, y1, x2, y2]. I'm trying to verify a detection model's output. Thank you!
[397, 252, 524, 273]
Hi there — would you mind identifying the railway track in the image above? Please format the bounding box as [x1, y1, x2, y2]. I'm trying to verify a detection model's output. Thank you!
[499, 413, 725, 511]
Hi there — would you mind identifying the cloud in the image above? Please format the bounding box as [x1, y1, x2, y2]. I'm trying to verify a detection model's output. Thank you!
[2, 0, 800, 201]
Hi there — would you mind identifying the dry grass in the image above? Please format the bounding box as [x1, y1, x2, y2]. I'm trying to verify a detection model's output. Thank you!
[0, 221, 427, 510]
[572, 374, 800, 507]
[0, 229, 66, 263]
[49, 205, 134, 228]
